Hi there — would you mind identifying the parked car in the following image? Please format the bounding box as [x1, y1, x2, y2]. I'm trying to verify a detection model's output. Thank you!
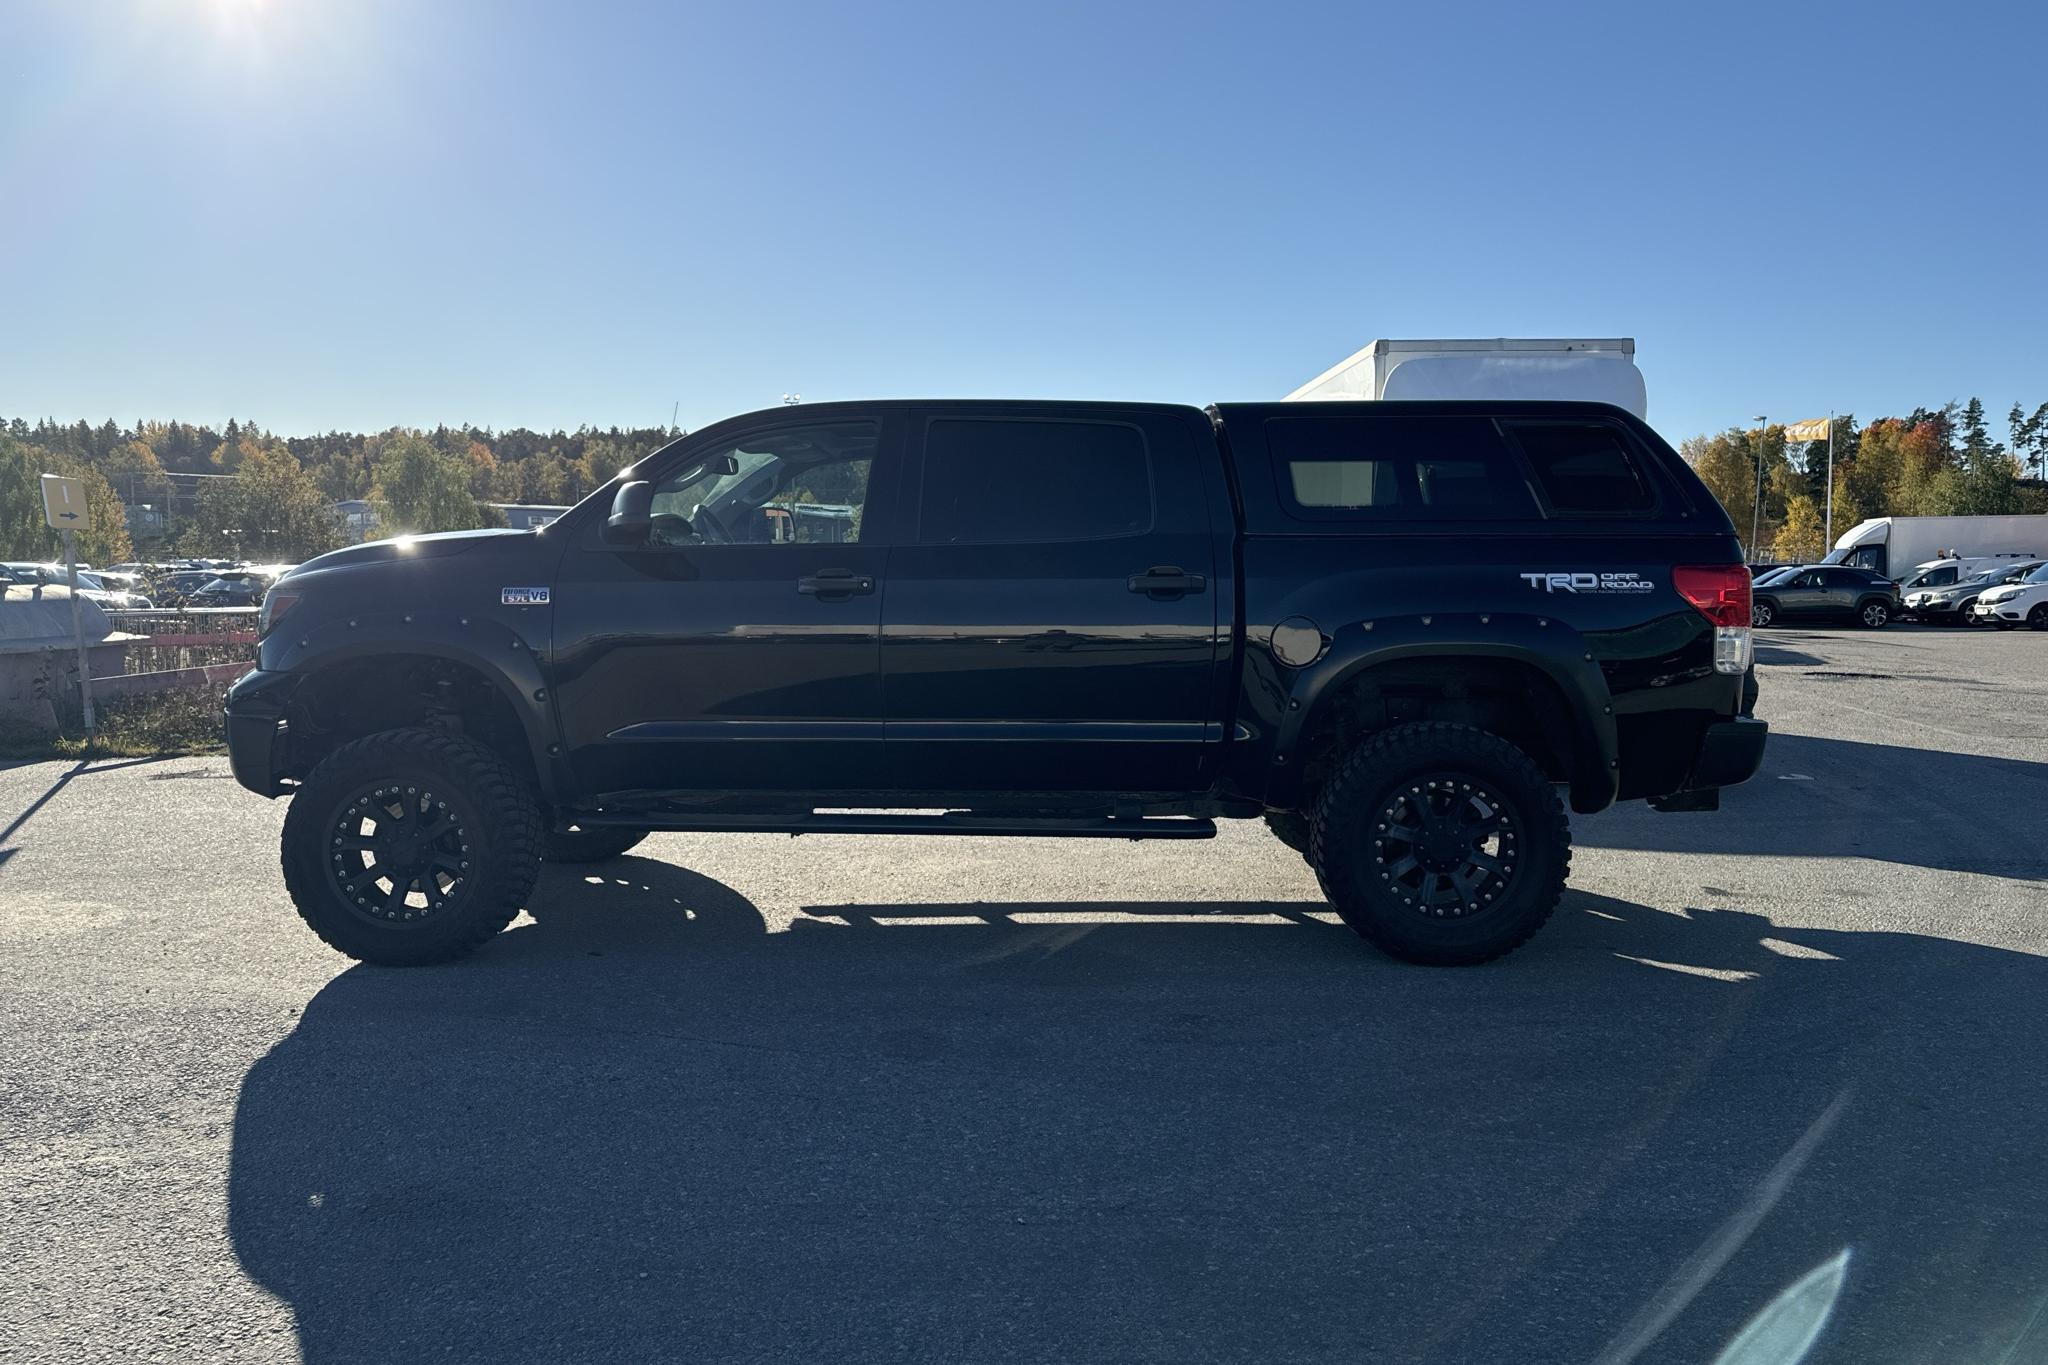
[1749, 565, 1900, 628]
[188, 571, 274, 607]
[1971, 562, 2048, 629]
[145, 569, 223, 607]
[1906, 560, 2045, 625]
[226, 397, 1766, 969]
[0, 562, 152, 608]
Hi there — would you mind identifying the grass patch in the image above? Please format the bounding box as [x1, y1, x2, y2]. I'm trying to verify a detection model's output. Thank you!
[0, 686, 227, 761]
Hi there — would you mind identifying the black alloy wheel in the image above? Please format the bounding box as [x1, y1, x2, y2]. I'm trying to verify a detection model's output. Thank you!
[1367, 776, 1520, 919]
[326, 783, 474, 924]
[281, 728, 542, 965]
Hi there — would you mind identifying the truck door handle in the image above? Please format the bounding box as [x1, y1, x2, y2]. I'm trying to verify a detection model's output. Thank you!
[797, 569, 874, 598]
[1128, 566, 1207, 598]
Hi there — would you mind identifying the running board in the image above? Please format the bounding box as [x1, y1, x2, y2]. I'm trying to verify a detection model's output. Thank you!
[571, 811, 1218, 840]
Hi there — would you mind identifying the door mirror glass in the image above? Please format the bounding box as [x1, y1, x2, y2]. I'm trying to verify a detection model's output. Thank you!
[605, 480, 655, 545]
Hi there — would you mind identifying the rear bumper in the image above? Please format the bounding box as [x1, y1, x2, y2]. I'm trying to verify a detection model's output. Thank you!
[224, 669, 298, 797]
[1687, 716, 1769, 790]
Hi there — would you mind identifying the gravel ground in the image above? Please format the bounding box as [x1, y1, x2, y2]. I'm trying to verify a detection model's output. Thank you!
[3, 624, 2046, 1364]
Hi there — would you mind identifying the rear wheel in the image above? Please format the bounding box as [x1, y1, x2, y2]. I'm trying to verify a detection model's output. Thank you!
[544, 825, 650, 863]
[1858, 600, 1891, 629]
[281, 727, 542, 966]
[1310, 722, 1569, 966]
[1751, 601, 1774, 627]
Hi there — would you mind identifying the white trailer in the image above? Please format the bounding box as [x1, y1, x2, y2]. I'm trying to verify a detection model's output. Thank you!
[1824, 515, 2048, 581]
[1285, 338, 1648, 418]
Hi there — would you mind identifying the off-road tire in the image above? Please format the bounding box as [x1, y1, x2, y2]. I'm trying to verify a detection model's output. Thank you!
[1310, 722, 1569, 966]
[281, 727, 543, 966]
[1264, 810, 1312, 858]
[544, 825, 650, 863]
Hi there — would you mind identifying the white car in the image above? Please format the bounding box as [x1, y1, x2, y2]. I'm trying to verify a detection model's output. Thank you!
[0, 562, 154, 610]
[1971, 562, 2048, 629]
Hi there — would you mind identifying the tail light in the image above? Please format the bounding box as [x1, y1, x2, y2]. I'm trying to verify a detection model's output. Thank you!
[1673, 565, 1752, 675]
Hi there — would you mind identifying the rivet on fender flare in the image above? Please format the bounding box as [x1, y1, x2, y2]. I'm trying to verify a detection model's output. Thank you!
[535, 689, 548, 701]
[547, 744, 562, 756]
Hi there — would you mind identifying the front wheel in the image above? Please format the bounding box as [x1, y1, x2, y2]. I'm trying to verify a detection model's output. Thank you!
[1310, 722, 1570, 966]
[2030, 605, 2048, 631]
[1859, 600, 1891, 629]
[280, 727, 543, 966]
[1751, 601, 1775, 627]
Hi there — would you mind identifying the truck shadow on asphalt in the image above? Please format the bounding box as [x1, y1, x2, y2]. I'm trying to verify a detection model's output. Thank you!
[229, 859, 2048, 1365]
[1575, 732, 2048, 878]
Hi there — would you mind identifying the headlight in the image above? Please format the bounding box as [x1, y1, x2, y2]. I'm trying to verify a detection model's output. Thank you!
[258, 588, 301, 637]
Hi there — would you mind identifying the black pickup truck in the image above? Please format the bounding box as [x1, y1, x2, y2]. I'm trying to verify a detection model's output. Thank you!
[226, 399, 1765, 967]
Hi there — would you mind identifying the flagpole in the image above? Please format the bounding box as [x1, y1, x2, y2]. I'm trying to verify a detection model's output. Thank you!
[1823, 412, 1835, 552]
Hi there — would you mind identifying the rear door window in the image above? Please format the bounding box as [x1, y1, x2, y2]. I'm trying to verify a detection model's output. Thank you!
[1502, 420, 1656, 514]
[1267, 415, 1540, 521]
[919, 418, 1152, 544]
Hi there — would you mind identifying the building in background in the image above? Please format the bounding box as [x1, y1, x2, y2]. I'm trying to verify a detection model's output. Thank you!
[488, 503, 571, 531]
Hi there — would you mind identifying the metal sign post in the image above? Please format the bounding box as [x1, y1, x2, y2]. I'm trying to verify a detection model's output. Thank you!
[40, 474, 95, 735]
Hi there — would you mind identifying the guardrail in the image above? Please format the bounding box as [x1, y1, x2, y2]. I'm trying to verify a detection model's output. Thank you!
[91, 659, 255, 701]
[97, 608, 259, 693]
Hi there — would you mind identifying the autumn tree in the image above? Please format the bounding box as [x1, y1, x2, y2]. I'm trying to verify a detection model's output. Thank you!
[0, 437, 44, 560]
[1772, 495, 1826, 562]
[183, 444, 343, 561]
[372, 433, 490, 534]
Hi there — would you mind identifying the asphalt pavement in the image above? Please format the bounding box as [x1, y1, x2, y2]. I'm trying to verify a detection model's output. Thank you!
[3, 624, 2046, 1364]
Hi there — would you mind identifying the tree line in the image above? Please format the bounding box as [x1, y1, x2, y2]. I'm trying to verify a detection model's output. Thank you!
[0, 416, 674, 565]
[1681, 398, 2048, 561]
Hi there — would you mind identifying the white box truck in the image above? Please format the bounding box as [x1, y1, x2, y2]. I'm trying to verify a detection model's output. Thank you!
[1285, 338, 1648, 418]
[1823, 515, 2048, 581]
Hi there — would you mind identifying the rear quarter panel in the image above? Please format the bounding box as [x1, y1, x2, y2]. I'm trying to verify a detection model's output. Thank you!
[1212, 402, 1747, 810]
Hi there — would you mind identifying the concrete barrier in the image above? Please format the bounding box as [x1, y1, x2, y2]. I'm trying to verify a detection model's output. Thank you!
[1, 585, 128, 735]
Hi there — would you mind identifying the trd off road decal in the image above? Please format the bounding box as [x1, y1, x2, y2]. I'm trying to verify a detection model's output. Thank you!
[1519, 572, 1655, 594]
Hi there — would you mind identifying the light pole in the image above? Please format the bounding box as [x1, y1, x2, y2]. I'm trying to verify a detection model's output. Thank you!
[1749, 415, 1768, 558]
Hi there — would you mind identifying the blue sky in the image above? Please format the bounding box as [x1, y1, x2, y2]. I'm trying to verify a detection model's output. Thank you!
[3, 0, 2043, 446]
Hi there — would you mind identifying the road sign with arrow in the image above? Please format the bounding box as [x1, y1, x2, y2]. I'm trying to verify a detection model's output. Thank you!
[41, 474, 92, 532]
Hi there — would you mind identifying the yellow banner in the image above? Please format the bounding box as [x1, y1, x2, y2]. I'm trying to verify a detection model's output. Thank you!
[1783, 418, 1832, 442]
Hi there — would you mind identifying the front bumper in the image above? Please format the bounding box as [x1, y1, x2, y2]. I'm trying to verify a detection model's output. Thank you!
[224, 668, 299, 797]
[1973, 600, 2025, 622]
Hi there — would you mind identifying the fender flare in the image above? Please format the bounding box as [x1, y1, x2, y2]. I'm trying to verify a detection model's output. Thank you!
[265, 609, 568, 804]
[1267, 614, 1619, 814]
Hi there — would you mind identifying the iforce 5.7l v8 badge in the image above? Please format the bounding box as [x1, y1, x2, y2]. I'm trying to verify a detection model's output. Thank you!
[501, 586, 551, 606]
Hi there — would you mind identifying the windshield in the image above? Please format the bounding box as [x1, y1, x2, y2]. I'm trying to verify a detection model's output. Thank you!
[1755, 566, 1802, 586]
[2027, 564, 2048, 585]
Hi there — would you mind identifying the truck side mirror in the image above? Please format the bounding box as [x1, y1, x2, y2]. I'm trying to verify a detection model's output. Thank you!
[605, 480, 654, 545]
